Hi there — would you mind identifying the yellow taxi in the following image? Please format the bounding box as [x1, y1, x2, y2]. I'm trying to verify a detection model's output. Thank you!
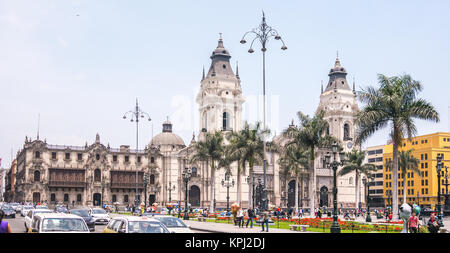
[103, 216, 170, 233]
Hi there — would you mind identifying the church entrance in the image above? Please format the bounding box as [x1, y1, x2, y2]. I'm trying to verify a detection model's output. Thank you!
[319, 186, 329, 208]
[93, 193, 101, 206]
[33, 192, 40, 204]
[149, 194, 156, 205]
[287, 180, 296, 208]
[189, 185, 200, 207]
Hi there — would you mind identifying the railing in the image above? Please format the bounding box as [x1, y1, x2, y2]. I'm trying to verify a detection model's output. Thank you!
[110, 182, 144, 189]
[48, 181, 86, 187]
[46, 144, 85, 151]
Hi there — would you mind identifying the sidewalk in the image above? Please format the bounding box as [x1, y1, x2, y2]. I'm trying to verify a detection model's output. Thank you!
[183, 219, 317, 233]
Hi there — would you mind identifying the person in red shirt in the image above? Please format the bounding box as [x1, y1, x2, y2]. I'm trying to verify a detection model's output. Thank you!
[388, 212, 393, 221]
[408, 212, 419, 233]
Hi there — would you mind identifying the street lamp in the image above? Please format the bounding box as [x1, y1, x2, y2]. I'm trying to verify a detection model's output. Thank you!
[167, 181, 176, 203]
[363, 174, 375, 222]
[143, 173, 149, 210]
[221, 170, 235, 212]
[246, 175, 256, 209]
[436, 153, 444, 225]
[123, 99, 151, 208]
[324, 142, 345, 233]
[241, 12, 287, 211]
[444, 166, 449, 210]
[182, 167, 192, 220]
[101, 175, 105, 207]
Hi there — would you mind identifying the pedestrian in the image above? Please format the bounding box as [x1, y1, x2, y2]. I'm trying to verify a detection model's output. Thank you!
[427, 212, 440, 233]
[246, 207, 254, 228]
[260, 210, 269, 232]
[388, 212, 393, 221]
[0, 210, 12, 233]
[408, 211, 419, 233]
[237, 208, 244, 228]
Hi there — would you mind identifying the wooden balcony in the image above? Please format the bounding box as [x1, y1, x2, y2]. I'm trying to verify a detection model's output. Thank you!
[48, 181, 86, 188]
[110, 182, 144, 189]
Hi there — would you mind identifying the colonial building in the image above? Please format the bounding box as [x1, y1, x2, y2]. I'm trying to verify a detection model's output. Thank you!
[7, 36, 361, 210]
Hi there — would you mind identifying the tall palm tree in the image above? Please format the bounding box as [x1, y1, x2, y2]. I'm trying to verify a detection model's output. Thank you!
[217, 144, 239, 207]
[283, 110, 337, 217]
[238, 121, 269, 209]
[385, 149, 421, 204]
[226, 130, 247, 206]
[278, 143, 309, 213]
[355, 74, 439, 220]
[338, 149, 376, 211]
[190, 131, 225, 212]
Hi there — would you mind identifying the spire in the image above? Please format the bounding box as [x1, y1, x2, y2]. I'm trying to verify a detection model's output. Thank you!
[95, 133, 100, 144]
[236, 61, 239, 79]
[190, 132, 196, 145]
[353, 77, 356, 93]
[37, 114, 40, 140]
[325, 54, 350, 92]
[218, 32, 223, 48]
[202, 66, 205, 80]
[334, 50, 341, 68]
[321, 80, 323, 93]
[163, 116, 172, 133]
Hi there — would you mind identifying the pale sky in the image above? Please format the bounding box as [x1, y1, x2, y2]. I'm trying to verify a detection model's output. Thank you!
[1, 0, 449, 167]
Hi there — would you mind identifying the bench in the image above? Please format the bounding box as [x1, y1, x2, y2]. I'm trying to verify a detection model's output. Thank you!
[439, 228, 448, 233]
[289, 224, 310, 232]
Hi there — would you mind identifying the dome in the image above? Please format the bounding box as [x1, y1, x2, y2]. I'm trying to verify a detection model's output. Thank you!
[151, 132, 185, 146]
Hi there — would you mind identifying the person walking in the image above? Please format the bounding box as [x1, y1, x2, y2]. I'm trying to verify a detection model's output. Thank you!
[427, 212, 440, 233]
[237, 208, 244, 228]
[260, 210, 270, 232]
[246, 207, 254, 228]
[0, 210, 12, 233]
[408, 211, 419, 233]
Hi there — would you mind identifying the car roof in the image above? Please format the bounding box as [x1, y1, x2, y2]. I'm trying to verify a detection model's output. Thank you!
[112, 216, 160, 222]
[35, 213, 84, 219]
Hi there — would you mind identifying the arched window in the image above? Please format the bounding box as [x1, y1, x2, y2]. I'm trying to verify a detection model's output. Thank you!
[77, 194, 82, 202]
[344, 123, 350, 140]
[64, 194, 69, 202]
[222, 112, 229, 130]
[150, 174, 155, 185]
[35, 151, 40, 158]
[112, 195, 117, 203]
[124, 195, 129, 203]
[94, 169, 101, 182]
[50, 193, 56, 202]
[150, 157, 155, 163]
[34, 170, 40, 182]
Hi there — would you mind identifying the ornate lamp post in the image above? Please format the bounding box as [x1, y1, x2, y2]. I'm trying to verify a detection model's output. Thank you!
[240, 12, 287, 211]
[444, 166, 449, 210]
[143, 173, 149, 210]
[123, 99, 151, 208]
[221, 171, 235, 212]
[436, 154, 444, 225]
[101, 175, 105, 207]
[167, 181, 176, 203]
[182, 167, 192, 220]
[363, 174, 374, 222]
[324, 142, 345, 233]
[246, 175, 256, 209]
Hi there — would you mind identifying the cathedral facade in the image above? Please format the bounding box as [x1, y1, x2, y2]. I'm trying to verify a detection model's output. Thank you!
[9, 37, 362, 210]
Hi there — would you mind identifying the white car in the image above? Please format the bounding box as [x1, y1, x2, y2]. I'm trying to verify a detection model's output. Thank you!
[21, 206, 34, 217]
[24, 209, 53, 232]
[29, 213, 90, 233]
[152, 215, 193, 233]
[90, 208, 110, 224]
[104, 216, 170, 233]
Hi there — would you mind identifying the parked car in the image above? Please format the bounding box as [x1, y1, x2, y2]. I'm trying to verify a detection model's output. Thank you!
[104, 216, 170, 233]
[1, 206, 16, 218]
[35, 205, 49, 210]
[24, 209, 53, 232]
[69, 209, 95, 232]
[141, 212, 164, 217]
[89, 208, 110, 224]
[9, 203, 21, 213]
[152, 215, 192, 233]
[21, 206, 34, 217]
[28, 213, 90, 233]
[55, 206, 69, 214]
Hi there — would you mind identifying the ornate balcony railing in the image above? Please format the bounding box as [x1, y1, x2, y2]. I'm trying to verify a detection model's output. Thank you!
[48, 181, 86, 187]
[110, 182, 144, 189]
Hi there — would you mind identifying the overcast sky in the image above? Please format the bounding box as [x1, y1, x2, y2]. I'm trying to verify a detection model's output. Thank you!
[1, 0, 449, 167]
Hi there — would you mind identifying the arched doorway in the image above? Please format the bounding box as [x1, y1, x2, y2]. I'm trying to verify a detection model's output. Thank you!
[189, 185, 200, 207]
[33, 192, 41, 203]
[93, 193, 101, 206]
[149, 195, 156, 205]
[319, 186, 329, 208]
[287, 180, 296, 208]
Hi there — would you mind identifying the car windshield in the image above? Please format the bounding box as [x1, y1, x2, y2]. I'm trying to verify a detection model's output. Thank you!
[127, 221, 169, 233]
[91, 209, 106, 214]
[41, 218, 88, 232]
[36, 206, 49, 209]
[71, 210, 89, 217]
[34, 210, 53, 216]
[154, 217, 187, 228]
[23, 206, 33, 210]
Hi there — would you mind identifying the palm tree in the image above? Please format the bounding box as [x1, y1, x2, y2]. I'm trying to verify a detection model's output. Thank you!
[355, 74, 439, 220]
[278, 143, 309, 213]
[338, 149, 376, 211]
[190, 131, 225, 212]
[217, 144, 239, 207]
[283, 110, 337, 217]
[226, 130, 247, 206]
[238, 121, 269, 209]
[385, 149, 421, 204]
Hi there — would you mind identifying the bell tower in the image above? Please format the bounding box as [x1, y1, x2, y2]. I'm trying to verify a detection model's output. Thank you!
[196, 34, 245, 137]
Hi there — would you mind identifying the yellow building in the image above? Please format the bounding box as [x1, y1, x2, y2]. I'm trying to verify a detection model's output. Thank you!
[383, 132, 450, 209]
[365, 145, 385, 208]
